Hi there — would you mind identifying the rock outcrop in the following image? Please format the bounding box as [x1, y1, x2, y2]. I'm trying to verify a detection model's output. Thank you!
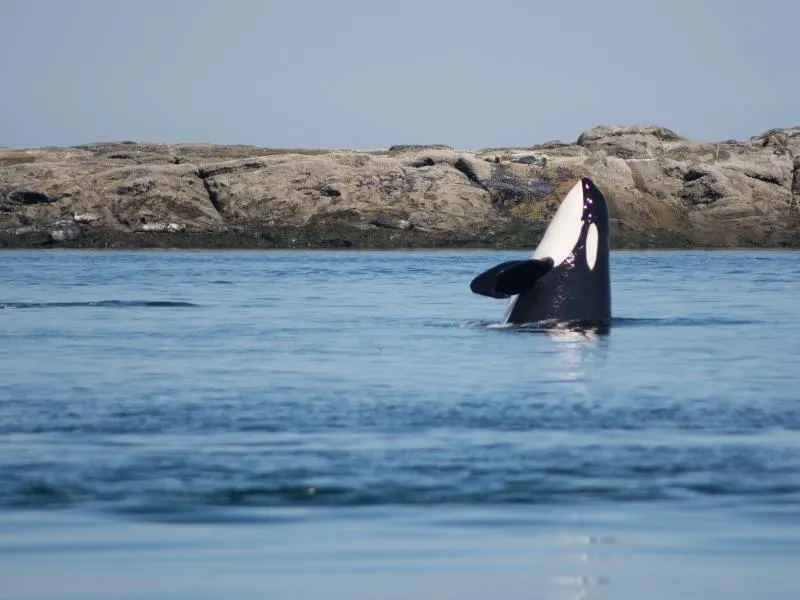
[2, 125, 799, 249]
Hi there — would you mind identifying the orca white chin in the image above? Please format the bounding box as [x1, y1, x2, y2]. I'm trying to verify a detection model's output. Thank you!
[531, 180, 585, 266]
[470, 177, 612, 328]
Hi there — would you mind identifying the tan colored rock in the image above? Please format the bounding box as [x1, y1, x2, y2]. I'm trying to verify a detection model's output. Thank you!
[2, 125, 799, 248]
[577, 124, 685, 159]
[89, 163, 222, 231]
[749, 127, 800, 158]
[199, 151, 493, 231]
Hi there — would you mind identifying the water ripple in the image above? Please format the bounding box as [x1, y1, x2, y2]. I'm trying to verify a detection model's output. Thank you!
[0, 300, 199, 309]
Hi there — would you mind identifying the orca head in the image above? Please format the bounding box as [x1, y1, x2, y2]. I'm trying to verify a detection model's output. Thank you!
[532, 177, 610, 272]
[497, 177, 611, 327]
[469, 176, 612, 328]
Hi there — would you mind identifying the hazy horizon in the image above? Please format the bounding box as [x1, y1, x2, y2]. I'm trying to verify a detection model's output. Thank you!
[1, 0, 797, 150]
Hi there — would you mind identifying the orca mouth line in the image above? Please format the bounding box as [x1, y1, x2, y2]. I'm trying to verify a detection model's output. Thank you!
[0, 300, 200, 310]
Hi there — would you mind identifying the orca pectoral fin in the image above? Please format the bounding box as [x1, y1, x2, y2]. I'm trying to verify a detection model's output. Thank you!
[470, 258, 553, 298]
[495, 257, 553, 295]
[470, 260, 525, 298]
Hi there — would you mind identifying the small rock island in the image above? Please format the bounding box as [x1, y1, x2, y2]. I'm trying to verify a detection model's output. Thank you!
[1, 124, 798, 249]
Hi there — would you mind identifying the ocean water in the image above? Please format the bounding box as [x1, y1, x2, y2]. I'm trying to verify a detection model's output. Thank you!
[1, 248, 799, 600]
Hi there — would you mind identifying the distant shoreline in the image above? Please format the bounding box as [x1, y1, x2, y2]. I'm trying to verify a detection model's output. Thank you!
[3, 124, 799, 250]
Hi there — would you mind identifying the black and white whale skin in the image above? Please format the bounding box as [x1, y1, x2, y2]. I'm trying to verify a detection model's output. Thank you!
[470, 177, 611, 329]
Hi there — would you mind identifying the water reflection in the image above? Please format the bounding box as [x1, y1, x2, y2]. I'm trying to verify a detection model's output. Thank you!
[548, 532, 615, 600]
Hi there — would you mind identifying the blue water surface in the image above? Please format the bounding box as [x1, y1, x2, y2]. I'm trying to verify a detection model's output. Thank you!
[1, 248, 799, 600]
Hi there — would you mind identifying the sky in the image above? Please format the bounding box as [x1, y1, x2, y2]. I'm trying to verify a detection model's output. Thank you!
[1, 0, 796, 149]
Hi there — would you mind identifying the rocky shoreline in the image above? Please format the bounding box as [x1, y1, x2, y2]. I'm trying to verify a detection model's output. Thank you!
[2, 125, 799, 250]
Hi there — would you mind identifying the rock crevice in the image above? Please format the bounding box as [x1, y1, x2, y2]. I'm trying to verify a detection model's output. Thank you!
[198, 168, 223, 216]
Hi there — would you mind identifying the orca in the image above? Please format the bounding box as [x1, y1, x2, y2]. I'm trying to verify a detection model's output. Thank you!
[470, 177, 611, 329]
